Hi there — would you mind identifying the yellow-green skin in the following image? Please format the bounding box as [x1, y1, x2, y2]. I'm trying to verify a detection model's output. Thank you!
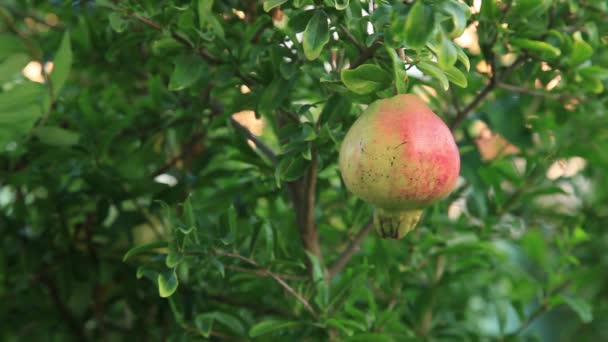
[339, 94, 460, 239]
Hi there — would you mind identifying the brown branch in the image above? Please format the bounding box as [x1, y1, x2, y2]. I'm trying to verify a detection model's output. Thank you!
[216, 251, 318, 319]
[351, 41, 382, 68]
[510, 281, 571, 336]
[449, 56, 526, 130]
[132, 14, 221, 65]
[39, 273, 89, 342]
[230, 118, 277, 165]
[339, 24, 365, 52]
[328, 221, 374, 279]
[497, 82, 576, 100]
[0, 5, 65, 31]
[302, 152, 322, 262]
[150, 132, 204, 178]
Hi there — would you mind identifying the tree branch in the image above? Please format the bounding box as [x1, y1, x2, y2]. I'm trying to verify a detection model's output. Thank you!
[230, 118, 277, 165]
[449, 55, 526, 130]
[328, 221, 374, 279]
[216, 251, 318, 319]
[39, 273, 89, 342]
[351, 41, 382, 68]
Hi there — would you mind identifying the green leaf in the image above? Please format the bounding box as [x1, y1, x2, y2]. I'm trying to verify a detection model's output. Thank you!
[262, 222, 275, 260]
[158, 269, 179, 298]
[334, 0, 349, 11]
[249, 320, 301, 337]
[340, 64, 391, 94]
[0, 104, 42, 148]
[580, 72, 604, 94]
[440, 0, 470, 38]
[227, 205, 237, 242]
[455, 45, 470, 71]
[346, 333, 395, 342]
[194, 314, 214, 338]
[123, 241, 169, 261]
[306, 251, 328, 308]
[385, 46, 408, 94]
[0, 34, 28, 60]
[208, 312, 246, 336]
[303, 11, 330, 60]
[198, 0, 213, 27]
[108, 13, 127, 33]
[168, 56, 204, 91]
[182, 195, 196, 233]
[34, 126, 80, 146]
[50, 32, 72, 98]
[404, 1, 435, 48]
[443, 65, 468, 88]
[569, 34, 593, 67]
[579, 66, 608, 80]
[166, 249, 183, 268]
[417, 61, 450, 90]
[558, 295, 593, 323]
[0, 82, 46, 112]
[264, 0, 288, 12]
[0, 53, 30, 84]
[511, 38, 561, 58]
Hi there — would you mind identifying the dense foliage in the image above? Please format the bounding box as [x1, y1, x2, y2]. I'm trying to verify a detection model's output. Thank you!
[1, 0, 608, 340]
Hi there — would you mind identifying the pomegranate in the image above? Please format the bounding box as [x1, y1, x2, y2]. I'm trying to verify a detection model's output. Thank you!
[339, 94, 460, 239]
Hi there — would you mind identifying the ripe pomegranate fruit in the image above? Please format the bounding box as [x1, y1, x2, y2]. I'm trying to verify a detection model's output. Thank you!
[339, 94, 460, 239]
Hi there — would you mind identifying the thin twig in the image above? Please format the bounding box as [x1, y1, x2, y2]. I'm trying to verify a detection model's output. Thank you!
[328, 221, 374, 279]
[339, 24, 365, 52]
[510, 280, 571, 336]
[450, 56, 526, 130]
[303, 151, 322, 262]
[497, 82, 572, 100]
[38, 273, 90, 342]
[351, 41, 382, 68]
[0, 5, 65, 30]
[230, 118, 277, 165]
[217, 251, 318, 319]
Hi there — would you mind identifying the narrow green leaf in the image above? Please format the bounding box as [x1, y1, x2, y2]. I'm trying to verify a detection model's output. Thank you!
[440, 0, 470, 38]
[404, 1, 435, 48]
[209, 312, 246, 336]
[385, 46, 408, 94]
[263, 222, 275, 260]
[194, 314, 214, 338]
[0, 34, 28, 59]
[417, 61, 450, 90]
[198, 0, 213, 27]
[168, 55, 204, 91]
[226, 205, 237, 243]
[211, 258, 225, 278]
[108, 13, 127, 33]
[49, 32, 72, 98]
[183, 195, 196, 233]
[511, 38, 561, 58]
[35, 126, 80, 146]
[558, 295, 593, 323]
[303, 11, 330, 60]
[340, 64, 391, 94]
[0, 53, 29, 84]
[264, 0, 288, 12]
[158, 269, 179, 298]
[166, 249, 183, 268]
[0, 104, 42, 148]
[249, 320, 301, 337]
[346, 333, 395, 342]
[334, 0, 349, 10]
[579, 66, 608, 80]
[569, 34, 593, 67]
[455, 45, 470, 71]
[123, 241, 169, 261]
[443, 65, 468, 88]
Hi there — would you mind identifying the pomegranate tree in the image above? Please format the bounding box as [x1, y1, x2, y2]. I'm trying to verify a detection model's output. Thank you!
[339, 94, 460, 239]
